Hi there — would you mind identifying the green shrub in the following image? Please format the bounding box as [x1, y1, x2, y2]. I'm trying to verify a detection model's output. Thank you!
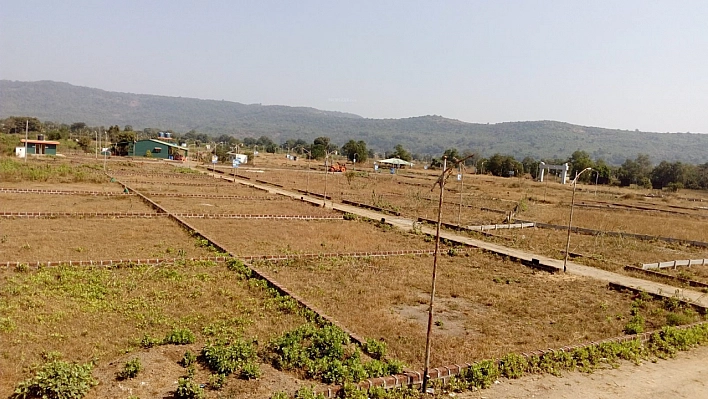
[116, 357, 142, 380]
[140, 334, 161, 348]
[164, 328, 196, 345]
[294, 386, 325, 399]
[270, 392, 290, 399]
[201, 338, 256, 375]
[343, 213, 358, 221]
[180, 351, 197, 368]
[13, 360, 98, 399]
[665, 311, 695, 326]
[208, 373, 227, 390]
[499, 353, 527, 379]
[240, 361, 262, 380]
[363, 338, 387, 360]
[226, 258, 252, 278]
[624, 314, 645, 335]
[461, 359, 499, 389]
[175, 377, 204, 399]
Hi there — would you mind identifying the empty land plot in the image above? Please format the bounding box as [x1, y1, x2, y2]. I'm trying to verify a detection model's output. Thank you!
[0, 218, 214, 263]
[471, 227, 708, 273]
[0, 192, 149, 213]
[186, 219, 436, 257]
[254, 253, 704, 368]
[152, 196, 337, 216]
[0, 181, 122, 192]
[128, 181, 270, 196]
[522, 202, 708, 242]
[0, 261, 309, 398]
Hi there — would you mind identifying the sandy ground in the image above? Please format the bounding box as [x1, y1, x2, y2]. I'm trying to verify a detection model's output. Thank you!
[456, 345, 708, 399]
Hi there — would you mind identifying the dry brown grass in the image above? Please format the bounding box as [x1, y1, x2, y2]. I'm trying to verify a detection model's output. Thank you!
[255, 252, 697, 368]
[0, 218, 214, 262]
[0, 192, 150, 213]
[186, 218, 434, 257]
[152, 196, 336, 216]
[467, 226, 707, 273]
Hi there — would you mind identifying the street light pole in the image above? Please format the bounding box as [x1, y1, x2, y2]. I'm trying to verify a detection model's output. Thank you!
[322, 150, 337, 207]
[423, 156, 447, 392]
[563, 167, 592, 273]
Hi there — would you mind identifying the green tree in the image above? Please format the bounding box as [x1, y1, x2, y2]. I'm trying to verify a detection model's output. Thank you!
[70, 122, 87, 132]
[618, 154, 652, 186]
[442, 148, 460, 161]
[568, 150, 594, 182]
[341, 140, 368, 163]
[389, 144, 411, 161]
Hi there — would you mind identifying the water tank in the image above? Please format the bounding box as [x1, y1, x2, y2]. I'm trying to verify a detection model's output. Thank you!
[165, 132, 172, 139]
[158, 132, 165, 138]
[37, 134, 45, 141]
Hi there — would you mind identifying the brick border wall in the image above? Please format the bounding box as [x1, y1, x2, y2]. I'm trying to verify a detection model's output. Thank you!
[121, 180, 234, 187]
[0, 250, 446, 270]
[0, 212, 343, 220]
[317, 320, 708, 397]
[515, 219, 708, 248]
[145, 193, 280, 199]
[608, 281, 708, 313]
[622, 266, 708, 290]
[0, 188, 131, 196]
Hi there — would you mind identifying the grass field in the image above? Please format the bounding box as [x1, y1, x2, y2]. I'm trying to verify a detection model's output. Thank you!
[254, 253, 704, 368]
[1, 155, 707, 398]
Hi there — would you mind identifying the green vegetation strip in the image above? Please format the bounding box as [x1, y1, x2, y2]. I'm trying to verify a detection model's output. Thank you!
[309, 322, 708, 399]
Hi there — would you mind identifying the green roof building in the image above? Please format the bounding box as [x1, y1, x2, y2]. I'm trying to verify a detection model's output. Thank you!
[128, 139, 189, 160]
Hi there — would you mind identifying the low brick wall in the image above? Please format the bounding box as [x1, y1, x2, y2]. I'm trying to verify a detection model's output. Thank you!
[609, 281, 708, 313]
[145, 192, 280, 200]
[516, 219, 708, 248]
[342, 199, 401, 216]
[0, 188, 130, 196]
[0, 256, 231, 269]
[0, 212, 342, 220]
[318, 321, 708, 397]
[121, 180, 232, 187]
[624, 265, 708, 290]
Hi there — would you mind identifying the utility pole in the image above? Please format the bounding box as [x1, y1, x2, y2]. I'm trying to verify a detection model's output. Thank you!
[24, 120, 28, 163]
[423, 156, 447, 392]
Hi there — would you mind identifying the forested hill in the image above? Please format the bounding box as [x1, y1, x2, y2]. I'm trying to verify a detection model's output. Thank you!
[2, 80, 707, 164]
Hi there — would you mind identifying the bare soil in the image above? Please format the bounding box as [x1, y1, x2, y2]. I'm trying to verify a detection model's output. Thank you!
[152, 196, 337, 216]
[457, 344, 708, 399]
[255, 253, 694, 368]
[186, 218, 432, 256]
[0, 218, 214, 262]
[0, 192, 150, 212]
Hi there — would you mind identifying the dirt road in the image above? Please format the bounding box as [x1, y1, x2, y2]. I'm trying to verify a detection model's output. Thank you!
[457, 345, 708, 399]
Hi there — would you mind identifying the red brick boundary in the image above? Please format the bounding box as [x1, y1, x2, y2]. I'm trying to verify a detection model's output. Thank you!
[0, 212, 343, 220]
[317, 321, 708, 397]
[144, 193, 280, 199]
[0, 250, 443, 270]
[0, 188, 130, 196]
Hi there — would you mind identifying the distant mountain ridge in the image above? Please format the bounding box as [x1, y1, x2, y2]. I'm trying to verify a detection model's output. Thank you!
[1, 80, 707, 165]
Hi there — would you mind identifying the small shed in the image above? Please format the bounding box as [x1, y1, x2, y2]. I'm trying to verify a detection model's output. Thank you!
[131, 139, 188, 160]
[20, 139, 60, 155]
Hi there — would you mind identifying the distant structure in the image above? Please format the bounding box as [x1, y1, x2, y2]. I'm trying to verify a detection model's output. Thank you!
[18, 138, 60, 156]
[538, 162, 569, 184]
[123, 139, 188, 160]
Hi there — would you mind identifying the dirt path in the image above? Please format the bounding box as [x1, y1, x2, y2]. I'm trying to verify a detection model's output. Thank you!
[457, 345, 708, 399]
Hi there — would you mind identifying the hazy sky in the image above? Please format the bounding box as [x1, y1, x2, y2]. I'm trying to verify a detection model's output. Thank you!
[2, 0, 707, 133]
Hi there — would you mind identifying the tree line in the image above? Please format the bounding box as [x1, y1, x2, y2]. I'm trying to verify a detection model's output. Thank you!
[2, 116, 707, 191]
